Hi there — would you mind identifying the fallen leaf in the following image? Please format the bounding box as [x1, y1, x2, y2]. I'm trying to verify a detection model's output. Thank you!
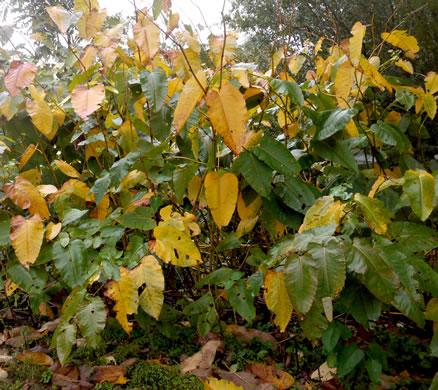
[38, 318, 61, 333]
[90, 365, 127, 384]
[216, 369, 272, 390]
[247, 363, 294, 389]
[180, 340, 222, 376]
[17, 351, 54, 366]
[204, 377, 244, 389]
[0, 368, 7, 381]
[310, 361, 337, 382]
[225, 325, 278, 350]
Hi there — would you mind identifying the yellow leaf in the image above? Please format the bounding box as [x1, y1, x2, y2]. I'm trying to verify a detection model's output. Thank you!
[167, 12, 179, 36]
[46, 6, 74, 33]
[17, 351, 54, 366]
[152, 220, 202, 267]
[37, 184, 58, 196]
[168, 77, 184, 98]
[237, 193, 262, 221]
[209, 32, 238, 67]
[349, 22, 366, 66]
[10, 215, 44, 267]
[205, 172, 238, 229]
[54, 160, 82, 179]
[288, 53, 306, 75]
[169, 49, 201, 81]
[205, 83, 248, 155]
[115, 120, 139, 153]
[381, 30, 419, 53]
[360, 57, 392, 93]
[19, 144, 37, 170]
[3, 177, 50, 219]
[395, 59, 413, 74]
[99, 46, 118, 69]
[177, 31, 201, 54]
[204, 378, 244, 390]
[424, 93, 437, 119]
[130, 255, 164, 320]
[133, 22, 160, 61]
[74, 0, 99, 13]
[187, 175, 207, 208]
[77, 8, 107, 40]
[299, 196, 345, 233]
[314, 37, 324, 55]
[231, 67, 250, 88]
[104, 267, 138, 334]
[425, 72, 438, 95]
[71, 83, 105, 120]
[46, 222, 62, 241]
[118, 170, 147, 191]
[5, 60, 37, 97]
[264, 271, 293, 332]
[53, 106, 66, 126]
[20, 169, 41, 186]
[26, 98, 55, 141]
[345, 120, 359, 137]
[236, 216, 258, 238]
[80, 45, 98, 70]
[90, 194, 109, 220]
[5, 279, 18, 297]
[335, 62, 355, 109]
[62, 179, 93, 201]
[368, 176, 385, 198]
[173, 70, 206, 134]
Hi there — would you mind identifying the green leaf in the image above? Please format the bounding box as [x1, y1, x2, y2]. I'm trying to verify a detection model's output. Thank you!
[337, 343, 364, 377]
[253, 135, 301, 176]
[269, 79, 304, 106]
[312, 139, 359, 172]
[0, 211, 10, 247]
[432, 332, 438, 357]
[314, 108, 356, 140]
[77, 297, 107, 348]
[425, 298, 438, 321]
[110, 153, 139, 187]
[406, 254, 438, 296]
[116, 207, 156, 230]
[7, 261, 47, 296]
[262, 195, 302, 229]
[431, 372, 438, 390]
[299, 299, 328, 340]
[234, 151, 272, 198]
[53, 240, 89, 288]
[370, 120, 411, 152]
[389, 222, 438, 252]
[60, 288, 87, 323]
[152, 0, 163, 19]
[173, 163, 198, 204]
[274, 177, 320, 213]
[183, 292, 217, 337]
[140, 67, 168, 113]
[227, 279, 256, 322]
[403, 169, 435, 221]
[284, 253, 318, 315]
[196, 267, 243, 288]
[56, 322, 76, 366]
[63, 209, 89, 225]
[365, 359, 382, 383]
[90, 171, 110, 206]
[353, 194, 394, 235]
[308, 239, 346, 297]
[321, 323, 341, 353]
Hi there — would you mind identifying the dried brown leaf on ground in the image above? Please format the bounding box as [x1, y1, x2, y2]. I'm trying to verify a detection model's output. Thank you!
[90, 365, 127, 384]
[225, 325, 278, 350]
[17, 351, 54, 366]
[180, 339, 222, 377]
[247, 363, 294, 389]
[310, 361, 337, 382]
[216, 368, 273, 390]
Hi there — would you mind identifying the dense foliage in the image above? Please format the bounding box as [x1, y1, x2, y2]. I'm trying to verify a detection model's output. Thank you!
[0, 0, 438, 388]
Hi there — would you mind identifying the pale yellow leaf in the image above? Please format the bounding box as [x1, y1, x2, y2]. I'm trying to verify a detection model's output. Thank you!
[204, 378, 244, 390]
[209, 32, 238, 67]
[237, 193, 262, 220]
[104, 267, 138, 334]
[5, 279, 18, 297]
[169, 49, 201, 81]
[187, 175, 207, 208]
[10, 215, 44, 267]
[177, 30, 200, 54]
[80, 45, 98, 70]
[118, 170, 147, 191]
[335, 61, 355, 109]
[172, 70, 206, 134]
[264, 271, 293, 332]
[231, 68, 250, 88]
[205, 172, 238, 229]
[62, 179, 93, 201]
[5, 61, 37, 97]
[424, 93, 437, 119]
[19, 144, 37, 170]
[46, 222, 62, 241]
[381, 30, 419, 53]
[299, 196, 345, 233]
[205, 83, 248, 155]
[19, 169, 41, 186]
[46, 6, 75, 33]
[288, 53, 306, 75]
[349, 22, 366, 66]
[167, 12, 179, 36]
[133, 22, 161, 61]
[368, 176, 385, 198]
[395, 59, 413, 74]
[360, 57, 392, 93]
[3, 176, 50, 219]
[54, 160, 82, 179]
[74, 0, 100, 13]
[99, 46, 118, 68]
[425, 72, 438, 95]
[71, 83, 105, 120]
[26, 98, 55, 141]
[77, 8, 107, 40]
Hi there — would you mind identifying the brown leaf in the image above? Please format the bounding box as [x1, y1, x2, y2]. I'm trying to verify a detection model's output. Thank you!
[225, 325, 278, 350]
[90, 366, 127, 384]
[53, 365, 80, 380]
[180, 340, 222, 376]
[38, 318, 61, 333]
[216, 369, 273, 390]
[17, 351, 54, 366]
[5, 61, 37, 96]
[247, 363, 294, 389]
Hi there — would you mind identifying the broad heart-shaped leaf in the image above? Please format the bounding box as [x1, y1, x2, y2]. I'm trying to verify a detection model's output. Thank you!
[227, 279, 256, 323]
[130, 255, 165, 320]
[53, 240, 89, 288]
[381, 30, 419, 53]
[205, 172, 238, 229]
[234, 152, 272, 198]
[26, 97, 55, 141]
[337, 343, 364, 377]
[314, 108, 356, 140]
[205, 83, 248, 155]
[269, 79, 304, 106]
[140, 67, 168, 113]
[104, 267, 138, 334]
[274, 177, 320, 214]
[5, 61, 37, 97]
[133, 21, 160, 60]
[284, 253, 318, 316]
[403, 169, 435, 221]
[46, 6, 78, 33]
[54, 160, 82, 179]
[77, 297, 107, 348]
[345, 238, 399, 305]
[253, 135, 301, 177]
[353, 194, 394, 235]
[308, 239, 346, 298]
[312, 139, 359, 173]
[299, 196, 344, 233]
[299, 298, 328, 340]
[56, 322, 76, 366]
[264, 270, 293, 332]
[173, 70, 206, 134]
[370, 120, 411, 152]
[10, 215, 44, 267]
[389, 222, 438, 252]
[152, 223, 202, 266]
[71, 84, 105, 120]
[116, 207, 156, 230]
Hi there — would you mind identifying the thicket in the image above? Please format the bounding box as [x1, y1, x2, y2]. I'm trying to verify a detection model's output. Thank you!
[0, 0, 438, 388]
